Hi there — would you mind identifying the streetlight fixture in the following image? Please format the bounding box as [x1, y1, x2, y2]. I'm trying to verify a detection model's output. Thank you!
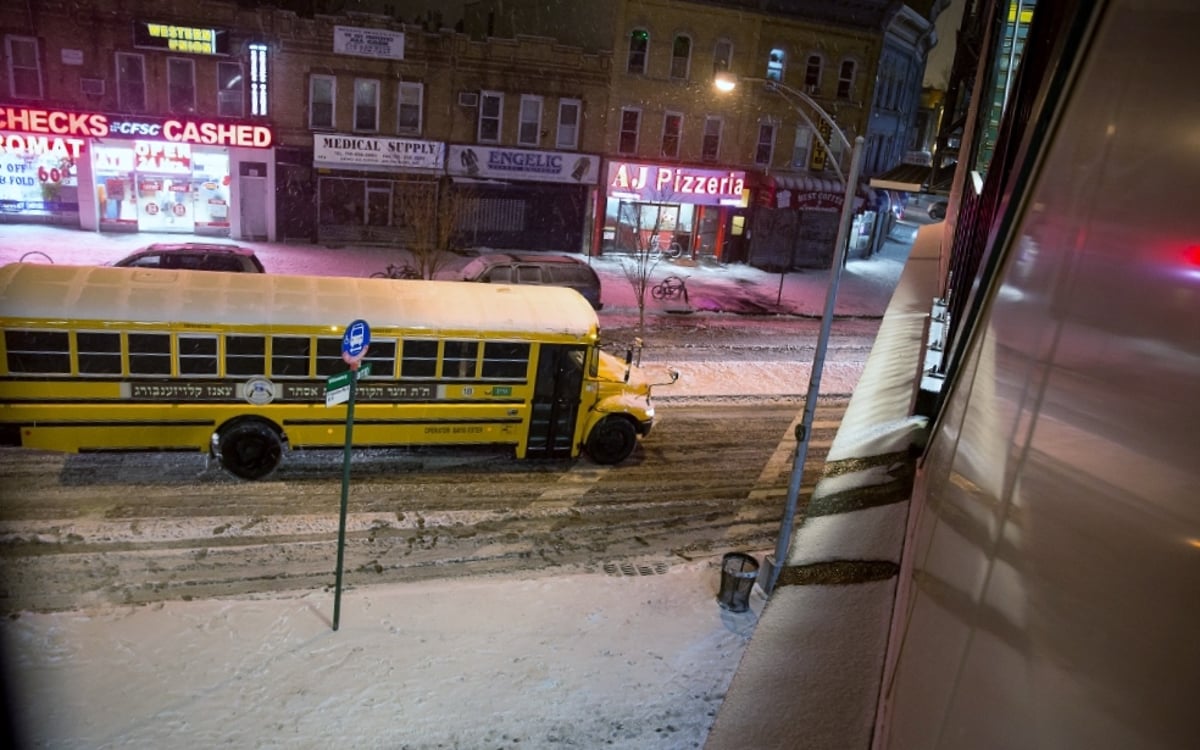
[715, 70, 867, 595]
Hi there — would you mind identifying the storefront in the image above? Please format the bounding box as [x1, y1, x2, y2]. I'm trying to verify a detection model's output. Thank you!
[311, 133, 445, 246]
[445, 144, 600, 253]
[748, 174, 878, 270]
[599, 161, 749, 263]
[0, 104, 274, 238]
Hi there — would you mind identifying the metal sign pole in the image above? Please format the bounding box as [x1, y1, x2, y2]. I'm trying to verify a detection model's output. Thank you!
[332, 372, 356, 632]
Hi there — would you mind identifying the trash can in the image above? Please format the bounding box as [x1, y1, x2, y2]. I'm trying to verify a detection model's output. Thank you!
[717, 552, 759, 612]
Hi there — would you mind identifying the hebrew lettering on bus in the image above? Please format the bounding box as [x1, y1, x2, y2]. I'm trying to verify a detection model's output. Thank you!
[129, 383, 236, 400]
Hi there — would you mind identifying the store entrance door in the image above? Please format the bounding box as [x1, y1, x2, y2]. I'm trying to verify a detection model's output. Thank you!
[241, 175, 268, 239]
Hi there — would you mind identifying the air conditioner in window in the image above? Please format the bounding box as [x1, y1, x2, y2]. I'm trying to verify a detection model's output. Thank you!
[806, 84, 820, 95]
[458, 91, 478, 107]
[80, 78, 106, 96]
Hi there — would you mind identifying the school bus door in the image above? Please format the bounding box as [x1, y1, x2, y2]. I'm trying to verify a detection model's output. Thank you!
[527, 344, 585, 457]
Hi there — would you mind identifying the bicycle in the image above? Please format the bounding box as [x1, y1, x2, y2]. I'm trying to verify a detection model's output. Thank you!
[371, 262, 421, 279]
[656, 240, 684, 260]
[19, 251, 54, 264]
[651, 275, 689, 303]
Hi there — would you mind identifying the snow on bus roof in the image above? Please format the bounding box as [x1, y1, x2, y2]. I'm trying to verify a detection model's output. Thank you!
[0, 263, 599, 338]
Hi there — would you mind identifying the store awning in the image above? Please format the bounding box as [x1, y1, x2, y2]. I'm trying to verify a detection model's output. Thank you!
[869, 162, 956, 194]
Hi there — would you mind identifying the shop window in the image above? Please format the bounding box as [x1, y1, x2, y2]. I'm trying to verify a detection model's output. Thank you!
[792, 125, 811, 168]
[353, 79, 380, 132]
[4, 35, 42, 100]
[249, 44, 268, 116]
[478, 91, 503, 143]
[309, 75, 335, 129]
[168, 58, 196, 114]
[766, 48, 785, 82]
[398, 81, 423, 134]
[755, 123, 776, 166]
[805, 54, 823, 92]
[627, 28, 648, 75]
[713, 39, 733, 74]
[116, 52, 146, 113]
[661, 112, 682, 158]
[556, 99, 580, 150]
[838, 59, 857, 100]
[619, 108, 641, 155]
[217, 61, 244, 118]
[518, 95, 543, 147]
[670, 35, 691, 80]
[701, 116, 722, 162]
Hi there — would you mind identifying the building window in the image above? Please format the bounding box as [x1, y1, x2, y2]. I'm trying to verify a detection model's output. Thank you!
[398, 81, 423, 134]
[766, 48, 785, 81]
[702, 116, 722, 162]
[661, 112, 682, 158]
[116, 52, 146, 113]
[837, 60, 856, 99]
[556, 98, 581, 150]
[354, 79, 380, 132]
[805, 55, 823, 92]
[792, 125, 811, 168]
[249, 43, 268, 116]
[217, 62, 244, 118]
[5, 35, 42, 99]
[627, 28, 648, 75]
[309, 75, 335, 129]
[619, 108, 641, 155]
[479, 91, 503, 143]
[755, 123, 776, 166]
[713, 39, 733, 73]
[518, 95, 543, 146]
[671, 35, 691, 80]
[167, 58, 196, 114]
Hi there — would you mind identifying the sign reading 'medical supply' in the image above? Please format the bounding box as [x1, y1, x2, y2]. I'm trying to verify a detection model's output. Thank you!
[313, 134, 444, 172]
[447, 145, 599, 185]
[606, 161, 747, 206]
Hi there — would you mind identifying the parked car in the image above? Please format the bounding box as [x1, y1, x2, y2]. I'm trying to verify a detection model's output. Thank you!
[459, 252, 603, 309]
[927, 200, 949, 220]
[111, 242, 265, 273]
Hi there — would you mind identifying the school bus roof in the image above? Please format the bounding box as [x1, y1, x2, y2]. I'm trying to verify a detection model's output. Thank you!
[0, 263, 600, 338]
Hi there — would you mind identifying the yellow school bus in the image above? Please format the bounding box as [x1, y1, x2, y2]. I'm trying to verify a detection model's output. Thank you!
[0, 262, 670, 479]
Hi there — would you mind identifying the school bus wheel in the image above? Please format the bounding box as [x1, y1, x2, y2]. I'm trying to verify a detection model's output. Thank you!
[586, 416, 638, 465]
[214, 418, 284, 480]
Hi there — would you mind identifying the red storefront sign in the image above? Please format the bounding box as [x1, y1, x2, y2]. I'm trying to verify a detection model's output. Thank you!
[0, 105, 272, 149]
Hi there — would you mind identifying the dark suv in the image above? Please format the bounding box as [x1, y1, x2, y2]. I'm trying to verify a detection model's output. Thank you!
[111, 242, 265, 273]
[460, 252, 602, 309]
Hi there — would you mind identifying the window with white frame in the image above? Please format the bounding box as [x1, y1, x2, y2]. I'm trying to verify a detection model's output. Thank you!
[249, 43, 268, 116]
[167, 58, 196, 114]
[713, 39, 733, 73]
[755, 123, 776, 166]
[5, 35, 42, 99]
[397, 81, 423, 133]
[837, 60, 856, 99]
[701, 117, 722, 162]
[556, 98, 581, 150]
[670, 35, 691, 80]
[627, 28, 648, 74]
[618, 108, 641, 155]
[217, 61, 244, 117]
[805, 54, 822, 91]
[791, 125, 811, 168]
[116, 52, 146, 112]
[354, 79, 380, 132]
[518, 95, 543, 146]
[766, 48, 785, 81]
[661, 112, 682, 158]
[309, 75, 335, 129]
[478, 91, 503, 143]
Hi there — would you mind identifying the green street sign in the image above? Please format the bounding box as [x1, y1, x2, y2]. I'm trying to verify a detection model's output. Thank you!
[325, 364, 371, 407]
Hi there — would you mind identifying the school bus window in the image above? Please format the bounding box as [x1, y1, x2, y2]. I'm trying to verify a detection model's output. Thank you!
[362, 339, 396, 377]
[443, 340, 479, 379]
[128, 333, 171, 376]
[315, 337, 344, 377]
[178, 335, 218, 376]
[271, 336, 310, 378]
[76, 331, 122, 375]
[4, 329, 69, 374]
[481, 341, 530, 380]
[400, 339, 438, 378]
[226, 335, 265, 376]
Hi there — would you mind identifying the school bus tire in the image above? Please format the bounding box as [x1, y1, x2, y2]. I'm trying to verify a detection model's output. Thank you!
[586, 416, 638, 465]
[215, 418, 284, 480]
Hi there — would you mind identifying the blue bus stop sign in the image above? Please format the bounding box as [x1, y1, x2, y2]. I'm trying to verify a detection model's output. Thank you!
[342, 319, 371, 363]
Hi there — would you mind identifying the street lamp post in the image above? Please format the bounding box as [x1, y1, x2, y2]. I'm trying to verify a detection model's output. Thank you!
[715, 71, 867, 595]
